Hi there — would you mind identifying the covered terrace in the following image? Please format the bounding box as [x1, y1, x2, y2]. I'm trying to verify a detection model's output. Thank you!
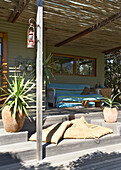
[0, 0, 121, 161]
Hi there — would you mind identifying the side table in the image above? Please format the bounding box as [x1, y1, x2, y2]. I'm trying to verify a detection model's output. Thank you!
[82, 100, 102, 108]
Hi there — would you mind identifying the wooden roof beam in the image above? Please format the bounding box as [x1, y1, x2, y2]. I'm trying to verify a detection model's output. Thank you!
[55, 11, 121, 47]
[102, 46, 121, 54]
[8, 0, 30, 23]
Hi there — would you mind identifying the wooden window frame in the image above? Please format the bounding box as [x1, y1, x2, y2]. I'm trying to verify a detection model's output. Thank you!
[0, 32, 8, 89]
[0, 36, 2, 86]
[52, 53, 75, 76]
[52, 53, 96, 77]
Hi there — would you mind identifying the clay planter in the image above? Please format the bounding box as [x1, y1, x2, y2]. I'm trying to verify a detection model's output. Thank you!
[2, 106, 26, 132]
[103, 107, 118, 123]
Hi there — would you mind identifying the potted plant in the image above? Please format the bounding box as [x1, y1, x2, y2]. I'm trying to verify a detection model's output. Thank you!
[103, 93, 121, 123]
[0, 73, 35, 132]
[31, 53, 55, 84]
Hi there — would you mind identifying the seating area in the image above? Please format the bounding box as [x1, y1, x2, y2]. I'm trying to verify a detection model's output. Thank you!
[47, 83, 104, 108]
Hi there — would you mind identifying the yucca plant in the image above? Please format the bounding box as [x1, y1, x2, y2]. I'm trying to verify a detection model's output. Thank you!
[43, 53, 55, 84]
[31, 53, 55, 84]
[0, 73, 35, 119]
[103, 93, 121, 108]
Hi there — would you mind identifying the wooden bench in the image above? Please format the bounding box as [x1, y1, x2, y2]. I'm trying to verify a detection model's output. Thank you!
[82, 100, 102, 108]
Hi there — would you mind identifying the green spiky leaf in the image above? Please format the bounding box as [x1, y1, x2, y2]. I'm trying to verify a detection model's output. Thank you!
[0, 73, 35, 119]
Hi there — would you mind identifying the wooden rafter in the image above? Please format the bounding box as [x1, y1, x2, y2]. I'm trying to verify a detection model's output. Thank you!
[8, 0, 30, 23]
[102, 46, 121, 54]
[1, 0, 121, 51]
[55, 11, 121, 47]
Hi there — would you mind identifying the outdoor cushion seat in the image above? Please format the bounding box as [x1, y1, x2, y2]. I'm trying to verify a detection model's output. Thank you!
[29, 117, 113, 144]
[29, 121, 72, 144]
[64, 116, 113, 139]
[56, 94, 103, 108]
[47, 83, 103, 108]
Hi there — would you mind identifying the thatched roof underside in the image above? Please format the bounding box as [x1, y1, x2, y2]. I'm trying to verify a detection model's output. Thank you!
[0, 0, 121, 52]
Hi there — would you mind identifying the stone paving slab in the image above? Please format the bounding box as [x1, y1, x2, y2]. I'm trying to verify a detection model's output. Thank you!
[0, 130, 28, 146]
[91, 119, 121, 135]
[0, 133, 121, 163]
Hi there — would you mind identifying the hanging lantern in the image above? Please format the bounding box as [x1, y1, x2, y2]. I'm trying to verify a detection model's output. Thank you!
[27, 19, 35, 48]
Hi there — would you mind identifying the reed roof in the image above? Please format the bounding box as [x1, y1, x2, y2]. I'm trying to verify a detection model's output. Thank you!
[0, 0, 121, 52]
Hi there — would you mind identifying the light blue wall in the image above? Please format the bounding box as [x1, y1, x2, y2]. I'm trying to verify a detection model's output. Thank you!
[0, 20, 37, 115]
[0, 20, 36, 78]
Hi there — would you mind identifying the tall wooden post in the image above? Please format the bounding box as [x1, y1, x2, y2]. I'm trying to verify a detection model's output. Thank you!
[36, 0, 43, 161]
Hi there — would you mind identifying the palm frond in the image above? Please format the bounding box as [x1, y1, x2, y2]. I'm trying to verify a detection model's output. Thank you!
[23, 83, 35, 95]
[13, 98, 17, 118]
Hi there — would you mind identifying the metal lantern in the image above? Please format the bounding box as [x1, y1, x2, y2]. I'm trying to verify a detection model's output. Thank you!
[27, 19, 35, 48]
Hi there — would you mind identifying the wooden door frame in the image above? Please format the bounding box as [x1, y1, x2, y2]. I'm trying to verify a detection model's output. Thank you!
[0, 32, 8, 89]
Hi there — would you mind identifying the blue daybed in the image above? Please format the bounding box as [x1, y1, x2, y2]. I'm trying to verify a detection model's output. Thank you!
[47, 83, 103, 108]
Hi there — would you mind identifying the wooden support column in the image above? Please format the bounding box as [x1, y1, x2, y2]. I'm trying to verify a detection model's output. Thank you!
[36, 0, 43, 161]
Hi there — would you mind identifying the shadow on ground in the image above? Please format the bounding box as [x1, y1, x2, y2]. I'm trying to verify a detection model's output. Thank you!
[0, 152, 22, 167]
[0, 152, 65, 170]
[44, 107, 103, 116]
[1, 151, 121, 169]
[67, 151, 121, 170]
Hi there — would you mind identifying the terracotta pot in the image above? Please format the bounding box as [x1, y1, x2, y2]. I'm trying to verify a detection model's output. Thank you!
[2, 106, 26, 132]
[103, 107, 118, 123]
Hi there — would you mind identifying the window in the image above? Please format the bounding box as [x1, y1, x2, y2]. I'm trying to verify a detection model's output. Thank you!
[52, 53, 96, 76]
[53, 55, 74, 74]
[76, 58, 95, 76]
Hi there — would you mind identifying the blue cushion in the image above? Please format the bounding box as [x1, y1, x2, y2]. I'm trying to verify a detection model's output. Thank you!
[56, 102, 96, 108]
[55, 90, 83, 98]
[57, 102, 82, 108]
[48, 83, 90, 90]
[56, 94, 103, 104]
